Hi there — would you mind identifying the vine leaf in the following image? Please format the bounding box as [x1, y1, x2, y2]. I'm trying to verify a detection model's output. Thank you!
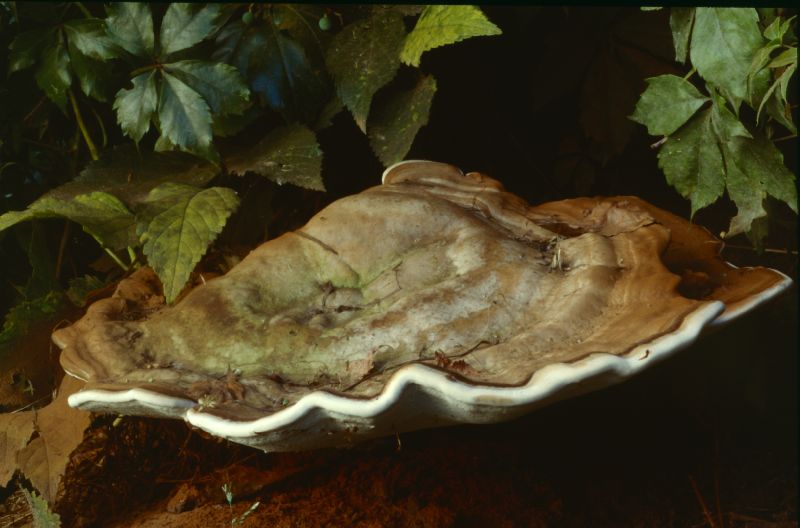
[137, 184, 240, 303]
[400, 6, 501, 68]
[7, 28, 52, 72]
[690, 8, 764, 110]
[114, 71, 158, 143]
[33, 36, 71, 110]
[158, 72, 213, 157]
[165, 60, 249, 117]
[62, 18, 118, 61]
[326, 10, 406, 132]
[159, 3, 224, 57]
[669, 8, 695, 64]
[630, 74, 709, 136]
[225, 125, 324, 191]
[368, 75, 437, 166]
[723, 134, 797, 237]
[105, 2, 154, 58]
[0, 192, 136, 250]
[657, 108, 725, 217]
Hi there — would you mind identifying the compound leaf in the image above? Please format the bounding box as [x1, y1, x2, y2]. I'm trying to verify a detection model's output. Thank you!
[400, 6, 501, 67]
[368, 75, 437, 166]
[62, 18, 118, 60]
[225, 125, 324, 191]
[137, 184, 240, 302]
[630, 74, 709, 136]
[326, 10, 406, 132]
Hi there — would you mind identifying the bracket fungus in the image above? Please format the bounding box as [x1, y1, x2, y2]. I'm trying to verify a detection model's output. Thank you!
[53, 161, 791, 451]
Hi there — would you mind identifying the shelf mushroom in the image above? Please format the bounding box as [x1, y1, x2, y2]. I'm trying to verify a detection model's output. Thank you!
[53, 161, 791, 451]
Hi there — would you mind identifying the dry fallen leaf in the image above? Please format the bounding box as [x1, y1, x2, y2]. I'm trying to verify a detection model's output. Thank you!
[0, 412, 35, 487]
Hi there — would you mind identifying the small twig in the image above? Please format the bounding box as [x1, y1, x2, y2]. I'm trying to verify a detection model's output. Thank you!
[55, 220, 71, 280]
[130, 64, 158, 77]
[724, 244, 798, 255]
[773, 134, 797, 143]
[68, 89, 99, 161]
[75, 2, 92, 18]
[650, 136, 668, 149]
[689, 475, 717, 528]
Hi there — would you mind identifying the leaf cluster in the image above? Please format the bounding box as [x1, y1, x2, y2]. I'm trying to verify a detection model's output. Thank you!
[2, 3, 501, 305]
[631, 8, 797, 242]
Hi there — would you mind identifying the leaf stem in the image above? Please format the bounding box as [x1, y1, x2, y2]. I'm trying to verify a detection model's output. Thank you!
[90, 235, 130, 272]
[129, 64, 158, 77]
[773, 133, 797, 142]
[127, 247, 138, 267]
[683, 67, 697, 80]
[75, 2, 92, 18]
[68, 89, 100, 161]
[55, 221, 71, 280]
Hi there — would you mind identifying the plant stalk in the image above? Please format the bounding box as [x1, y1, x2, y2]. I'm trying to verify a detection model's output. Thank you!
[68, 89, 100, 161]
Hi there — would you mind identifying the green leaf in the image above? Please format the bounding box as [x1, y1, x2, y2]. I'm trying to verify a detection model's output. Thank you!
[0, 291, 67, 358]
[709, 90, 751, 141]
[8, 28, 53, 73]
[630, 75, 709, 136]
[0, 192, 136, 249]
[765, 87, 796, 134]
[34, 39, 71, 110]
[22, 489, 61, 528]
[114, 71, 158, 143]
[160, 3, 223, 57]
[66, 144, 219, 206]
[225, 125, 324, 191]
[726, 134, 797, 214]
[690, 8, 764, 109]
[62, 18, 118, 60]
[768, 47, 797, 69]
[669, 8, 695, 64]
[657, 109, 725, 217]
[137, 184, 239, 302]
[326, 10, 406, 132]
[67, 40, 112, 102]
[368, 75, 437, 166]
[400, 6, 502, 68]
[19, 222, 59, 299]
[165, 60, 249, 116]
[757, 62, 796, 123]
[158, 72, 213, 154]
[105, 3, 154, 58]
[763, 15, 795, 43]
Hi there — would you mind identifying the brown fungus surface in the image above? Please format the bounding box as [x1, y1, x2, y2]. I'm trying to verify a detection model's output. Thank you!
[52, 161, 789, 450]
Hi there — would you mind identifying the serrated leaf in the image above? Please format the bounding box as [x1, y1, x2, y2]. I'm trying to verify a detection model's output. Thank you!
[58, 144, 219, 206]
[690, 8, 764, 109]
[165, 60, 249, 116]
[225, 125, 324, 191]
[725, 134, 797, 215]
[630, 75, 709, 136]
[400, 6, 501, 68]
[34, 39, 71, 110]
[709, 91, 751, 141]
[8, 28, 53, 73]
[114, 71, 158, 143]
[137, 184, 239, 302]
[105, 2, 154, 58]
[158, 72, 213, 154]
[326, 11, 406, 132]
[763, 15, 794, 43]
[669, 8, 694, 64]
[22, 489, 62, 528]
[160, 3, 223, 57]
[0, 192, 136, 249]
[757, 62, 796, 124]
[765, 87, 796, 134]
[658, 109, 725, 217]
[67, 40, 112, 102]
[368, 75, 437, 166]
[62, 18, 118, 60]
